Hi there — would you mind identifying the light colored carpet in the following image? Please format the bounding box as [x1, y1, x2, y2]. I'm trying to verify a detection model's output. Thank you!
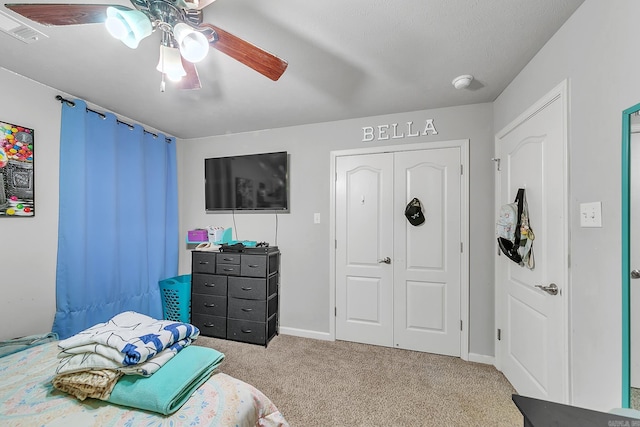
[195, 334, 522, 426]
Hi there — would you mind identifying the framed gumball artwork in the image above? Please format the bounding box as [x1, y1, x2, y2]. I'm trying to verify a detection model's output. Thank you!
[0, 121, 34, 217]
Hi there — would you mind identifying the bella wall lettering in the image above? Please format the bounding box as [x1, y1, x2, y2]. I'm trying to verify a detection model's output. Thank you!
[362, 119, 438, 142]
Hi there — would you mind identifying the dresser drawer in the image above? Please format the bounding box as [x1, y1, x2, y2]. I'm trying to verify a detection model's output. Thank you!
[267, 293, 278, 318]
[216, 263, 240, 276]
[267, 273, 278, 297]
[217, 253, 241, 264]
[267, 313, 278, 342]
[227, 319, 266, 345]
[192, 293, 227, 317]
[192, 252, 216, 274]
[228, 277, 266, 300]
[192, 274, 227, 296]
[191, 313, 226, 338]
[241, 255, 267, 277]
[228, 298, 266, 322]
[216, 264, 240, 276]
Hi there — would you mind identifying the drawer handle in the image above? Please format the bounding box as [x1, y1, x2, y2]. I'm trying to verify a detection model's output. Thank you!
[223, 257, 234, 261]
[204, 283, 215, 287]
[199, 261, 209, 265]
[223, 268, 235, 272]
[204, 323, 216, 327]
[241, 308, 253, 312]
[204, 303, 216, 307]
[248, 264, 259, 268]
[241, 328, 252, 334]
[241, 287, 253, 291]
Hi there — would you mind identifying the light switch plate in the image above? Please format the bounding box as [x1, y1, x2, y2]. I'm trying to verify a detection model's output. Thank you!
[314, 213, 321, 224]
[580, 202, 602, 227]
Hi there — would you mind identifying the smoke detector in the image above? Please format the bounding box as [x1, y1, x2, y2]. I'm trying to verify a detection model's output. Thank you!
[452, 74, 474, 90]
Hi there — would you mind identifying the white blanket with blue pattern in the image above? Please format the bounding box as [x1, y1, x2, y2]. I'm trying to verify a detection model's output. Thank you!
[56, 311, 200, 376]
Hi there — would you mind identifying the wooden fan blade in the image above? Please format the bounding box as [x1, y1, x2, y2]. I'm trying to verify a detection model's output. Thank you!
[199, 23, 288, 81]
[4, 3, 129, 26]
[177, 57, 202, 90]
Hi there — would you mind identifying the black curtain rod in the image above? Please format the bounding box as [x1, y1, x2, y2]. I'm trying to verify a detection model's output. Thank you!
[55, 95, 172, 143]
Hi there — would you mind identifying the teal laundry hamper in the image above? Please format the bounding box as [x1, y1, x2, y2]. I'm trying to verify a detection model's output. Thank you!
[159, 274, 192, 323]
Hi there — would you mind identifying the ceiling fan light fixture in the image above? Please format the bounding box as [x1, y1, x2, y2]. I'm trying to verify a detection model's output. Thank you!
[173, 23, 209, 63]
[156, 44, 187, 82]
[105, 7, 152, 49]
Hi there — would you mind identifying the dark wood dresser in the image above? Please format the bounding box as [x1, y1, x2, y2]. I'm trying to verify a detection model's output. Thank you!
[191, 246, 280, 346]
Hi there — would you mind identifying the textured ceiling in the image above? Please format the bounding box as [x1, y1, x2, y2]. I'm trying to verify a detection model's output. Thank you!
[0, 0, 585, 139]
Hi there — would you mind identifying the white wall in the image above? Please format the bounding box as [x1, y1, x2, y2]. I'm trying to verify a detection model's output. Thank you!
[176, 103, 496, 356]
[0, 69, 60, 340]
[493, 0, 640, 410]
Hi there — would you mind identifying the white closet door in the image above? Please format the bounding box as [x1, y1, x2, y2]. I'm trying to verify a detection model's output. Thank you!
[335, 145, 464, 357]
[335, 153, 394, 347]
[393, 147, 462, 356]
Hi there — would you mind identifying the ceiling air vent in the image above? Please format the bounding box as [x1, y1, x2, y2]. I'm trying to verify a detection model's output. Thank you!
[0, 10, 47, 44]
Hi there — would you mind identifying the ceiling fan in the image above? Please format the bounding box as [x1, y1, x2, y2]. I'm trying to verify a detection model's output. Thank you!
[4, 1, 288, 90]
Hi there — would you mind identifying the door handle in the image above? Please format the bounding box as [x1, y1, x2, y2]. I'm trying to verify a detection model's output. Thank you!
[631, 269, 640, 279]
[535, 283, 559, 295]
[378, 257, 391, 264]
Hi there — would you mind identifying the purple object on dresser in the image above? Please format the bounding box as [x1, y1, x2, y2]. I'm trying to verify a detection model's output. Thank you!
[188, 229, 209, 242]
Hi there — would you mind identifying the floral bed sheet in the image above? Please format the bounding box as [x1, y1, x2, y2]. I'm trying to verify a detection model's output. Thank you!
[0, 341, 288, 427]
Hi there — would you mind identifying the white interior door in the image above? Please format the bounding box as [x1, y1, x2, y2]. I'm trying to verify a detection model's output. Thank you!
[393, 148, 462, 356]
[495, 82, 568, 402]
[335, 153, 394, 347]
[335, 144, 465, 356]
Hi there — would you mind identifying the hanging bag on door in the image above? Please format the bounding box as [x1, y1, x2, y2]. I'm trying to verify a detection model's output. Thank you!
[496, 189, 523, 264]
[496, 188, 535, 269]
[517, 191, 535, 269]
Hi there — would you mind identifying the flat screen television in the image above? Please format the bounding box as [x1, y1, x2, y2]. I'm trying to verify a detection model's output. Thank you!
[204, 151, 289, 212]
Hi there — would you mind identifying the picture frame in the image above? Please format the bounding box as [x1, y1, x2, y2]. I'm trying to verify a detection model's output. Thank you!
[0, 121, 34, 217]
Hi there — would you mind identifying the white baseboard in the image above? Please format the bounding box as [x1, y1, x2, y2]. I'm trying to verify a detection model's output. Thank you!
[468, 352, 495, 365]
[277, 329, 497, 366]
[279, 327, 332, 341]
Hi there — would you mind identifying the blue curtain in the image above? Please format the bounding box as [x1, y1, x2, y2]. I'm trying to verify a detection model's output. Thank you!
[52, 99, 178, 339]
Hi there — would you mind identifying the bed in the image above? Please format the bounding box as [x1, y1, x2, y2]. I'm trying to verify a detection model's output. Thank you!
[0, 340, 288, 427]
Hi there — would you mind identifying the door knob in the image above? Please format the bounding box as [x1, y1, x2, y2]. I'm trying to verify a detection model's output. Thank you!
[378, 257, 391, 264]
[535, 283, 559, 295]
[632, 269, 640, 279]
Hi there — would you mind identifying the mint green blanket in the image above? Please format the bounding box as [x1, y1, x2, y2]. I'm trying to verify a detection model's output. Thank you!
[106, 345, 225, 415]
